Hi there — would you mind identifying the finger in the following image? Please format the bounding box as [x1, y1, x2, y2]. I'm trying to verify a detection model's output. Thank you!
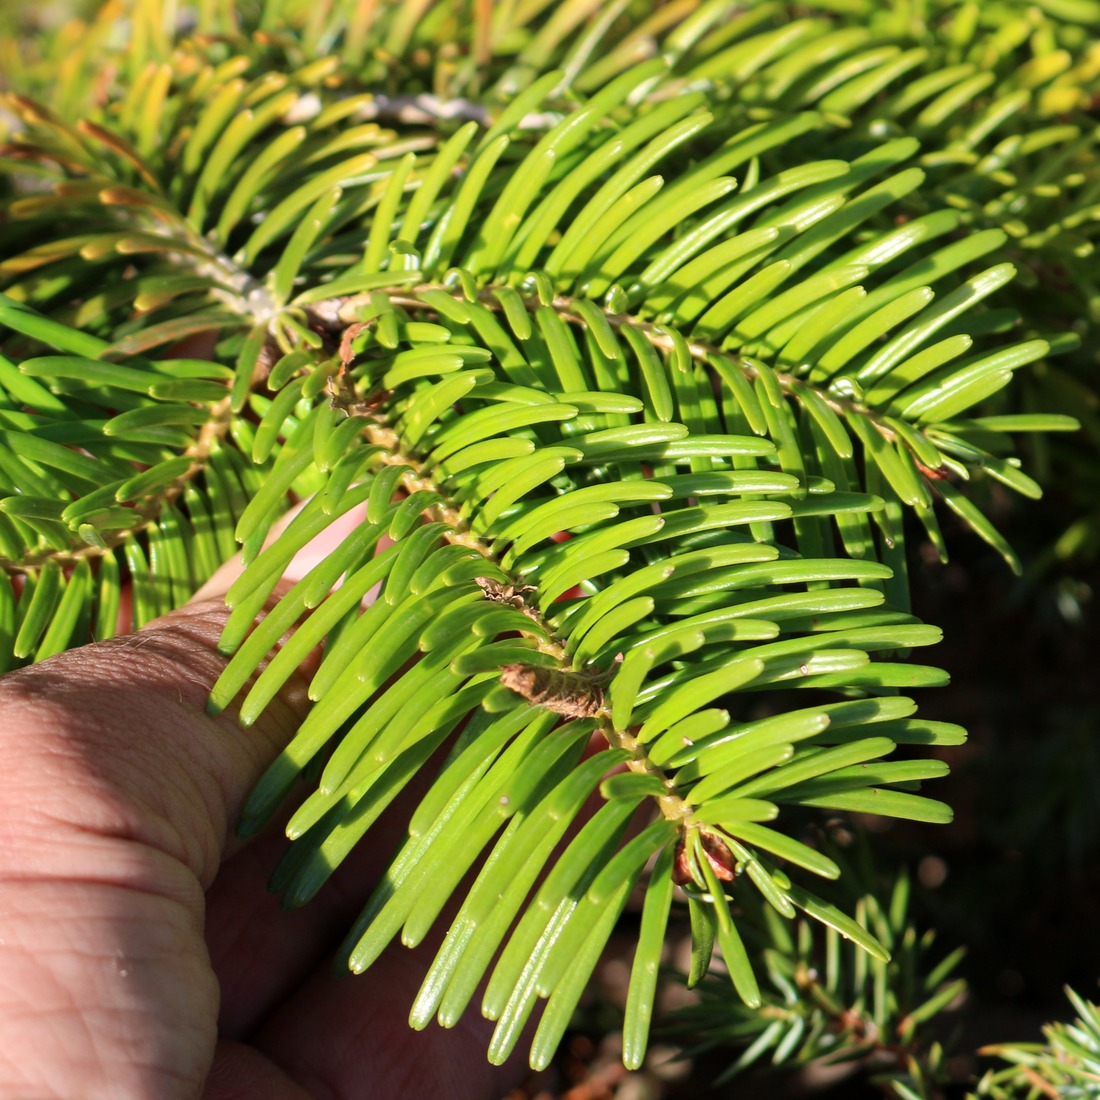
[243, 946, 524, 1100]
[0, 593, 310, 885]
[204, 836, 535, 1100]
[202, 1039, 313, 1100]
[0, 593, 310, 1099]
[205, 707, 480, 1037]
[0, 496, 378, 1098]
[203, 814, 390, 1036]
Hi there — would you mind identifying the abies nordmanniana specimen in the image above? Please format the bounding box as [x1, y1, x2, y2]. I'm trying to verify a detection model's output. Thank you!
[0, 1, 1091, 1087]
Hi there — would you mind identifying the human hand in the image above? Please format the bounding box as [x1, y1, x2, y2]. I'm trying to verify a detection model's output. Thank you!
[0, 525, 525, 1099]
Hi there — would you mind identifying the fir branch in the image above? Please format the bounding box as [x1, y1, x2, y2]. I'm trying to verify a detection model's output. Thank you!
[1, 390, 235, 575]
[348, 405, 697, 831]
[319, 282, 980, 487]
[2, 0, 1090, 1078]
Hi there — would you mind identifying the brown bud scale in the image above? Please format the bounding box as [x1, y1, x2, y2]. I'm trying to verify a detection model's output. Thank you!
[499, 662, 604, 718]
[475, 576, 538, 609]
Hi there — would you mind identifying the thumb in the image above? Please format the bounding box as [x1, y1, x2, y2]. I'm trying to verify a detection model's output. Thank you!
[0, 498, 369, 890]
[0, 590, 307, 891]
[0, 507, 360, 1099]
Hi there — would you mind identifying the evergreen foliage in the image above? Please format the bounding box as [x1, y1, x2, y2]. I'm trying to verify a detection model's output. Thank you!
[0, 0, 1094, 1088]
[670, 863, 967, 1097]
[976, 988, 1100, 1099]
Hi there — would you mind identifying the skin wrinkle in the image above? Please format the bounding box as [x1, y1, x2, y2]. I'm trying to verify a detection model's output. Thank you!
[0, 597, 309, 893]
[2, 682, 224, 898]
[0, 904, 213, 1096]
